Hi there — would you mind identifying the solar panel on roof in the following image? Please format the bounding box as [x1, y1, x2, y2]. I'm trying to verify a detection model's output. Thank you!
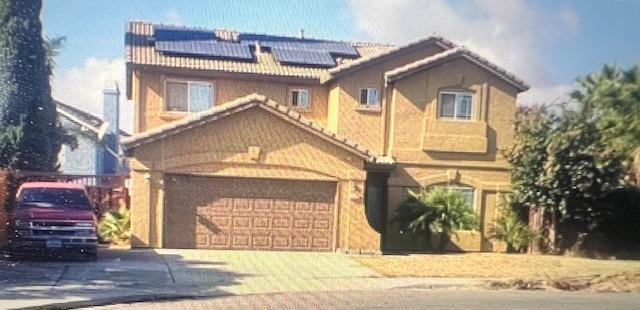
[272, 48, 335, 67]
[156, 40, 253, 60]
[154, 25, 214, 41]
[259, 41, 358, 57]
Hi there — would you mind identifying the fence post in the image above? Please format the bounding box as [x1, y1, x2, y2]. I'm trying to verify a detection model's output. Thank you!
[0, 169, 9, 248]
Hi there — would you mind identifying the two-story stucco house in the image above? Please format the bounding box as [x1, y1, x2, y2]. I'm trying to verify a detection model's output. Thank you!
[123, 22, 529, 253]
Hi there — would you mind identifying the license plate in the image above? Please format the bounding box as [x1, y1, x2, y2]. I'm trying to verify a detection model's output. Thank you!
[46, 239, 63, 249]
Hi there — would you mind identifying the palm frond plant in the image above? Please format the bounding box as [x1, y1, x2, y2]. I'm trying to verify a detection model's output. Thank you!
[394, 186, 478, 252]
[99, 207, 131, 245]
[490, 194, 537, 253]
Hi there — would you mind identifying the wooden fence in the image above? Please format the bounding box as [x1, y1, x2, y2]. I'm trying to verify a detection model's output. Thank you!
[0, 170, 9, 247]
[12, 171, 129, 214]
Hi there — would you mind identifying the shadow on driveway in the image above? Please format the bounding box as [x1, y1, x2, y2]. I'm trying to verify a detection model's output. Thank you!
[0, 247, 245, 309]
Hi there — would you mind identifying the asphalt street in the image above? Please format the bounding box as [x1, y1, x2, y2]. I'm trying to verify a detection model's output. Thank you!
[86, 289, 640, 310]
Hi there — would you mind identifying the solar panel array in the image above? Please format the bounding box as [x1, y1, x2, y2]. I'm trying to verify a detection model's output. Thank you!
[155, 40, 253, 60]
[154, 25, 214, 41]
[153, 26, 360, 66]
[271, 48, 335, 67]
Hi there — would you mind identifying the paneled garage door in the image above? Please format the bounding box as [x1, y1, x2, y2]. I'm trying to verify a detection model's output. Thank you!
[164, 175, 337, 251]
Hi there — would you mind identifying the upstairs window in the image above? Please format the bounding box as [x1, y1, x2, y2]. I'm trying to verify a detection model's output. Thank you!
[439, 91, 473, 120]
[359, 87, 379, 107]
[289, 88, 310, 109]
[166, 81, 214, 113]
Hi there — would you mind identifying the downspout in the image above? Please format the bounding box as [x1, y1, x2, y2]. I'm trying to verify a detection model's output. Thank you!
[382, 77, 391, 156]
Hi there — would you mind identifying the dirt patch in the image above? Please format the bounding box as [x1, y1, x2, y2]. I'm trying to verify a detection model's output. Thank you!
[355, 253, 640, 278]
[488, 272, 640, 293]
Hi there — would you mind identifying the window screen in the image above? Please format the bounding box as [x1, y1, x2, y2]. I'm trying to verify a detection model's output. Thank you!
[166, 81, 189, 112]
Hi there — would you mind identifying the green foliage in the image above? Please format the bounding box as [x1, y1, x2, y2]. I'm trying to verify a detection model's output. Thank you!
[394, 186, 478, 251]
[506, 106, 558, 211]
[571, 65, 640, 162]
[99, 208, 131, 245]
[0, 0, 63, 171]
[505, 63, 640, 252]
[490, 195, 537, 253]
[0, 123, 22, 167]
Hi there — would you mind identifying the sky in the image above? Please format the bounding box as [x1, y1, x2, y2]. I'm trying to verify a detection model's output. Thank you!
[42, 0, 640, 132]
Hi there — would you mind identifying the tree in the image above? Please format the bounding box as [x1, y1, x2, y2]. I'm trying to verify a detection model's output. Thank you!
[394, 187, 478, 251]
[0, 0, 61, 171]
[505, 64, 639, 253]
[571, 65, 640, 182]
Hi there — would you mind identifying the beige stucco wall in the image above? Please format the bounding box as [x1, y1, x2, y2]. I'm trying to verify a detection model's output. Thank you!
[380, 58, 517, 252]
[132, 69, 328, 134]
[385, 164, 510, 252]
[129, 106, 379, 253]
[389, 57, 518, 166]
[329, 44, 446, 154]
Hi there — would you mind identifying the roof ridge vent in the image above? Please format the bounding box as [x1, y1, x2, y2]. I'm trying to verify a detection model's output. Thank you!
[215, 29, 240, 42]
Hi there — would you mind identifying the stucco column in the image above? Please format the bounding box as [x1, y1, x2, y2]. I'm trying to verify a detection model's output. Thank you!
[339, 180, 381, 254]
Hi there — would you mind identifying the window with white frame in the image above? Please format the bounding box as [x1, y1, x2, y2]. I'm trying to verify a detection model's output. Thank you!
[438, 91, 473, 120]
[431, 184, 476, 212]
[166, 80, 214, 113]
[289, 88, 310, 109]
[359, 87, 379, 107]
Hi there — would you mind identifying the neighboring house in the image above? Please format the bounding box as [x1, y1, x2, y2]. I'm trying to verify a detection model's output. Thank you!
[57, 82, 129, 175]
[123, 22, 529, 253]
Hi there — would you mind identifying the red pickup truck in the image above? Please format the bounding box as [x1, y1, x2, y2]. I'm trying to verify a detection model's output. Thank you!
[7, 182, 98, 260]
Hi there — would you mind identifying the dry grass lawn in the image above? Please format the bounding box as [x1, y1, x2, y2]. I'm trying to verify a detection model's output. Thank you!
[354, 253, 640, 279]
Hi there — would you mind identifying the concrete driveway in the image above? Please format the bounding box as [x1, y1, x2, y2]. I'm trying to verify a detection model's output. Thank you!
[0, 248, 481, 309]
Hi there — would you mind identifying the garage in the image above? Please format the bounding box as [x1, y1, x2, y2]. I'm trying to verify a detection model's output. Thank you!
[164, 174, 337, 251]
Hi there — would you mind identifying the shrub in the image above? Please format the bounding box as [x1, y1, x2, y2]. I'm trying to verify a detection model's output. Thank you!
[99, 207, 131, 245]
[394, 186, 478, 251]
[491, 195, 537, 253]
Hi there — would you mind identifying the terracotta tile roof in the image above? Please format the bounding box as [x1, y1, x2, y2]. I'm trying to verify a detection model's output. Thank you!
[384, 47, 530, 91]
[125, 21, 394, 80]
[322, 36, 457, 83]
[122, 93, 392, 164]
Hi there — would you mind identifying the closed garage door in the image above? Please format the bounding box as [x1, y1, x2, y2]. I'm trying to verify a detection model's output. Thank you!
[164, 175, 337, 251]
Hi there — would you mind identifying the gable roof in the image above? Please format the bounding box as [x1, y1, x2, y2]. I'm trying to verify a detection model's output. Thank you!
[56, 101, 130, 137]
[384, 47, 530, 92]
[122, 94, 386, 163]
[126, 22, 529, 94]
[125, 21, 394, 82]
[322, 36, 456, 83]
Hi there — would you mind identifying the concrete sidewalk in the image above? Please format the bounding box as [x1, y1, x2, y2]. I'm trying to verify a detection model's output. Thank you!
[0, 248, 484, 309]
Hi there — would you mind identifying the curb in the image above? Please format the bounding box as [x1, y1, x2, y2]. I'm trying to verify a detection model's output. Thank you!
[13, 292, 232, 310]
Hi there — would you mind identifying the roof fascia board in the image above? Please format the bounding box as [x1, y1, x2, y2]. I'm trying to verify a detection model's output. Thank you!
[128, 64, 324, 85]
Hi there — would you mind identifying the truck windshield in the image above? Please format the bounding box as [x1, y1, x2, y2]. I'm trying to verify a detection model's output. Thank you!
[18, 188, 92, 209]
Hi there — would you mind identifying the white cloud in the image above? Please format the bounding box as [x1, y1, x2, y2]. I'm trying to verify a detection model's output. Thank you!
[51, 57, 133, 133]
[348, 0, 576, 105]
[165, 9, 184, 25]
[560, 6, 580, 32]
[518, 84, 573, 106]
